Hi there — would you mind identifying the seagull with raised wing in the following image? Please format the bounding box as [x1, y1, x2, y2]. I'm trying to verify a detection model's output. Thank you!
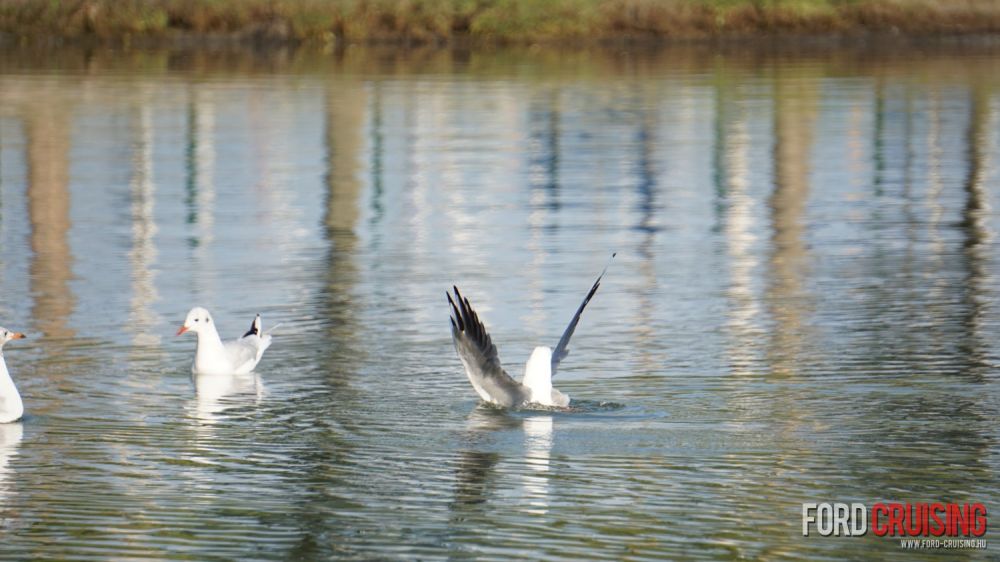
[0, 328, 27, 424]
[177, 307, 274, 376]
[447, 256, 613, 408]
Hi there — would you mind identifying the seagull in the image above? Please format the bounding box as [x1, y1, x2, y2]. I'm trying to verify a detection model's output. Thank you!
[176, 307, 274, 376]
[0, 328, 27, 424]
[447, 256, 613, 408]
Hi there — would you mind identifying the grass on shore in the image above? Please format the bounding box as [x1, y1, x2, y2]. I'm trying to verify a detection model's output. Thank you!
[3, 0, 1000, 44]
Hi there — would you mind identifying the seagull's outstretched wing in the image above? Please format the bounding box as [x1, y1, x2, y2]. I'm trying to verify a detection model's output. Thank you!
[551, 255, 614, 376]
[448, 286, 528, 407]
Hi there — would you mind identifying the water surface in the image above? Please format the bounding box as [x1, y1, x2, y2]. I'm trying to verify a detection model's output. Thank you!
[1, 43, 1000, 560]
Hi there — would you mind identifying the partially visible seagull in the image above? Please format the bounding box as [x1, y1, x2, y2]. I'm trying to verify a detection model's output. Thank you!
[0, 328, 27, 423]
[448, 256, 614, 408]
[177, 307, 274, 376]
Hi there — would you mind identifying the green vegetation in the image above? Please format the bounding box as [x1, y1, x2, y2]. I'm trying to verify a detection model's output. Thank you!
[2, 0, 1000, 44]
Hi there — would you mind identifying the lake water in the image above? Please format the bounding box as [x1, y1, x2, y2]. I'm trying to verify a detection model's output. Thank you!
[1, 42, 999, 560]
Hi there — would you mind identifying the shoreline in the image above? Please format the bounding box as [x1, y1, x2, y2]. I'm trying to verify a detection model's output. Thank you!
[3, 1, 1000, 46]
[4, 33, 1000, 83]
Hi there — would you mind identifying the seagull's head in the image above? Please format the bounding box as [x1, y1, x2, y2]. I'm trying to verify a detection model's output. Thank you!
[0, 327, 26, 348]
[177, 307, 214, 336]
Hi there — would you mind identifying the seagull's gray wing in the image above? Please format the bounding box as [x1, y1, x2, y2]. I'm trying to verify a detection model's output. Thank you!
[448, 286, 528, 408]
[224, 338, 262, 373]
[551, 256, 614, 376]
[224, 314, 273, 374]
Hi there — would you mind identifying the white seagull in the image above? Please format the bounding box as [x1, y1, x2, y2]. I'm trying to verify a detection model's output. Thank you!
[448, 257, 613, 408]
[0, 328, 27, 424]
[176, 307, 274, 376]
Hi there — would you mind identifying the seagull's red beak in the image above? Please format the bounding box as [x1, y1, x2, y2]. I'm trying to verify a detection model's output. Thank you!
[176, 326, 189, 336]
[12, 332, 25, 339]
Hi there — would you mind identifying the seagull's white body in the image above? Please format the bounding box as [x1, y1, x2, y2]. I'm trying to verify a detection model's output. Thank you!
[522, 346, 564, 406]
[448, 258, 611, 408]
[193, 370, 263, 423]
[0, 422, 23, 502]
[0, 328, 27, 424]
[0, 359, 24, 424]
[178, 308, 273, 376]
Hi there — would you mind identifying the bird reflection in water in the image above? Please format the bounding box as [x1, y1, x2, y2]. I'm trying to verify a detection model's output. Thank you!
[451, 408, 555, 516]
[190, 372, 264, 425]
[451, 408, 515, 509]
[0, 423, 23, 504]
[521, 415, 554, 515]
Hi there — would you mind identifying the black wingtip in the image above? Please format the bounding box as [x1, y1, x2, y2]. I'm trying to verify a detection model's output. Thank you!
[448, 287, 465, 331]
[591, 253, 617, 290]
[242, 314, 262, 338]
